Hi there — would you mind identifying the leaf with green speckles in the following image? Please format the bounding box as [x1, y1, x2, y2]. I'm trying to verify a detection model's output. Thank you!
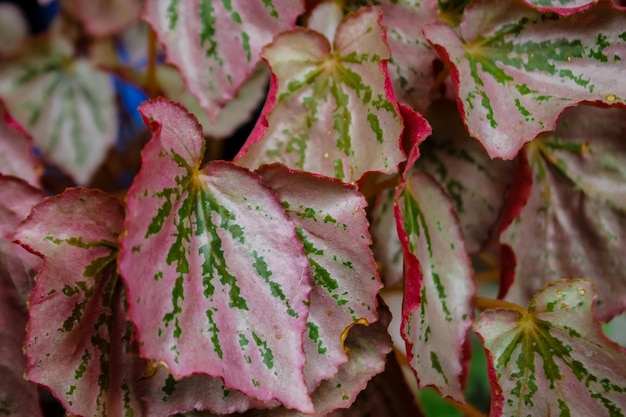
[143, 0, 302, 121]
[395, 171, 475, 401]
[119, 99, 313, 413]
[0, 176, 43, 304]
[346, 0, 440, 112]
[235, 7, 405, 183]
[0, 103, 40, 188]
[424, 0, 626, 159]
[14, 188, 145, 417]
[418, 100, 514, 253]
[475, 279, 626, 417]
[522, 0, 599, 15]
[0, 246, 42, 417]
[250, 304, 393, 416]
[63, 0, 142, 36]
[501, 105, 626, 322]
[0, 37, 116, 184]
[259, 163, 381, 390]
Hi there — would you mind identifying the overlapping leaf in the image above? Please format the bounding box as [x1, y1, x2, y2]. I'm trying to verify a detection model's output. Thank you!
[0, 102, 40, 187]
[0, 176, 43, 303]
[522, 0, 598, 15]
[371, 188, 403, 287]
[475, 279, 626, 417]
[119, 99, 314, 412]
[235, 7, 405, 183]
[501, 105, 626, 321]
[347, 0, 440, 112]
[424, 0, 626, 159]
[0, 264, 42, 417]
[395, 170, 475, 401]
[143, 0, 302, 121]
[259, 163, 381, 390]
[0, 37, 116, 183]
[14, 188, 145, 417]
[418, 99, 514, 253]
[64, 0, 142, 36]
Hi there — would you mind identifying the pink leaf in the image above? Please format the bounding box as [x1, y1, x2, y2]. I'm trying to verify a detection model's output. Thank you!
[347, 0, 440, 112]
[65, 0, 142, 37]
[0, 102, 40, 187]
[258, 163, 381, 390]
[119, 99, 313, 412]
[235, 7, 405, 183]
[14, 188, 146, 417]
[522, 0, 600, 15]
[0, 176, 43, 303]
[424, 0, 626, 159]
[475, 279, 626, 417]
[0, 37, 117, 183]
[501, 105, 626, 321]
[395, 171, 475, 401]
[143, 0, 303, 121]
[0, 265, 42, 417]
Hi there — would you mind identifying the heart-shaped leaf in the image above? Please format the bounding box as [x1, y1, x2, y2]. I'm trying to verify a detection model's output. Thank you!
[424, 0, 626, 159]
[347, 0, 440, 112]
[143, 0, 302, 121]
[0, 102, 40, 187]
[14, 188, 145, 417]
[474, 279, 626, 417]
[0, 37, 116, 183]
[119, 99, 313, 412]
[0, 176, 43, 303]
[0, 264, 42, 417]
[235, 7, 405, 183]
[258, 163, 381, 390]
[395, 170, 475, 401]
[501, 105, 626, 321]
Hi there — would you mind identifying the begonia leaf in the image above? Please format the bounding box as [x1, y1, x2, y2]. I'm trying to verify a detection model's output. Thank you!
[119, 99, 314, 412]
[143, 0, 303, 121]
[424, 0, 626, 159]
[235, 7, 405, 183]
[307, 1, 343, 44]
[0, 176, 43, 303]
[0, 265, 42, 417]
[347, 0, 440, 112]
[522, 0, 598, 15]
[371, 188, 403, 287]
[0, 102, 40, 187]
[395, 170, 475, 401]
[250, 304, 393, 417]
[258, 163, 381, 390]
[64, 0, 142, 36]
[0, 38, 116, 183]
[157, 64, 269, 139]
[418, 100, 514, 253]
[474, 279, 626, 417]
[501, 105, 626, 321]
[14, 188, 145, 417]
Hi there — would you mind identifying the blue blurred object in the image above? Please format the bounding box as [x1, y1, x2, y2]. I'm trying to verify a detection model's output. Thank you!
[113, 75, 148, 150]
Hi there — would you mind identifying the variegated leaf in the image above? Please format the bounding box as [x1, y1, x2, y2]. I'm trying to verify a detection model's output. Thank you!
[235, 7, 405, 183]
[258, 163, 381, 390]
[395, 171, 474, 401]
[249, 304, 393, 417]
[0, 37, 116, 184]
[419, 99, 514, 253]
[347, 0, 440, 112]
[475, 279, 626, 417]
[143, 0, 302, 121]
[14, 188, 145, 417]
[0, 102, 40, 187]
[522, 0, 599, 15]
[0, 176, 43, 303]
[140, 368, 271, 416]
[371, 188, 403, 287]
[424, 0, 626, 159]
[64, 0, 143, 36]
[158, 64, 269, 139]
[501, 105, 626, 321]
[119, 99, 313, 412]
[0, 264, 42, 417]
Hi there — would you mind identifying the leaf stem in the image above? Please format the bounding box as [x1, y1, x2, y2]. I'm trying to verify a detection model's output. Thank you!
[474, 296, 527, 316]
[444, 397, 489, 417]
[146, 26, 158, 98]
